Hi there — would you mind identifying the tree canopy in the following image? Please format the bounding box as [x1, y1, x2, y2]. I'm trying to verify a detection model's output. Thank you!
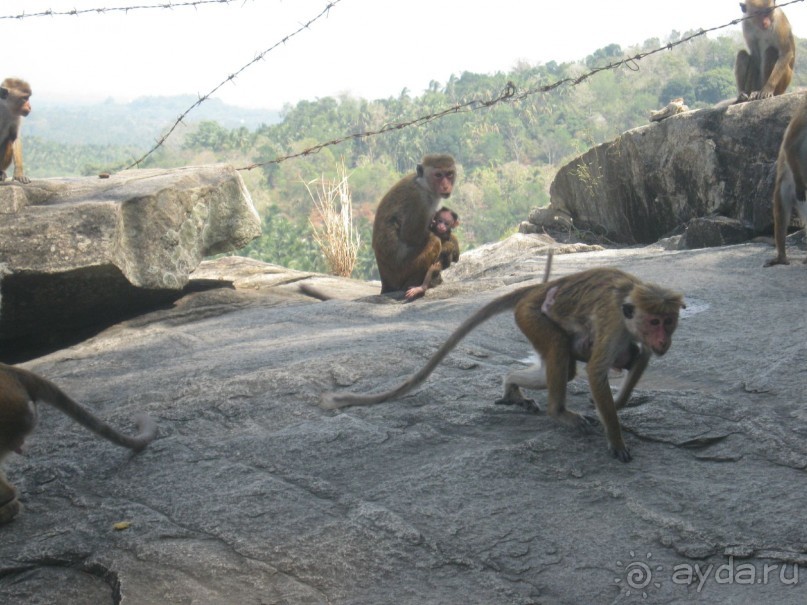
[24, 32, 807, 278]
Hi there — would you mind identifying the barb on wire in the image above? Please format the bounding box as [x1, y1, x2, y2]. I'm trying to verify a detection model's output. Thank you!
[236, 0, 806, 171]
[0, 0, 242, 20]
[125, 0, 342, 169]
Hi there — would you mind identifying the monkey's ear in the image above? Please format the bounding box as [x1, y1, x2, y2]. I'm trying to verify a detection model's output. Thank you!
[622, 303, 635, 320]
[416, 164, 424, 178]
[739, 2, 747, 13]
[0, 88, 8, 100]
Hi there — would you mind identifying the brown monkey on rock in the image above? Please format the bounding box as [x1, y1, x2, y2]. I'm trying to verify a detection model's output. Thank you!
[0, 77, 32, 183]
[405, 206, 461, 300]
[0, 363, 157, 524]
[322, 267, 685, 463]
[735, 0, 795, 102]
[372, 154, 456, 295]
[764, 95, 807, 266]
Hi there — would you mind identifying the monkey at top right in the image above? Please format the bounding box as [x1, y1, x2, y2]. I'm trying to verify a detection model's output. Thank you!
[735, 0, 795, 102]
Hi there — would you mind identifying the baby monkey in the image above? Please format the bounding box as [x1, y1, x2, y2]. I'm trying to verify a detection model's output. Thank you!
[0, 363, 157, 524]
[405, 207, 461, 300]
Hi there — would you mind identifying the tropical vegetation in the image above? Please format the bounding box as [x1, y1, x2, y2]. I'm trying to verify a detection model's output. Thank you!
[23, 32, 807, 279]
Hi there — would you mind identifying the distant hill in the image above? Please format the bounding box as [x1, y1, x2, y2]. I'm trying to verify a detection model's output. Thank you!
[25, 96, 282, 147]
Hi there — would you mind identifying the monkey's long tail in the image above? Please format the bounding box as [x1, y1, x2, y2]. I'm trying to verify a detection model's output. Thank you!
[298, 283, 332, 301]
[9, 365, 157, 452]
[320, 284, 534, 410]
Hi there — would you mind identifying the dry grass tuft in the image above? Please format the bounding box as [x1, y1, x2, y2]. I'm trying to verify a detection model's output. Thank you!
[307, 161, 360, 277]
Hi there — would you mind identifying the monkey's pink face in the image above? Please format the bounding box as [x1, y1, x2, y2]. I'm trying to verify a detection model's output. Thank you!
[743, 3, 774, 29]
[754, 12, 773, 29]
[432, 212, 455, 235]
[641, 313, 679, 356]
[430, 170, 455, 198]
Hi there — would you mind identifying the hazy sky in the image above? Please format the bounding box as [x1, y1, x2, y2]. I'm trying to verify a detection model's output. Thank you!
[3, 0, 807, 110]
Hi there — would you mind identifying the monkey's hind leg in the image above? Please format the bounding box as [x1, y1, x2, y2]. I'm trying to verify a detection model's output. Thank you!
[515, 314, 596, 434]
[734, 49, 757, 101]
[0, 470, 20, 524]
[0, 143, 11, 182]
[796, 200, 807, 264]
[495, 364, 547, 413]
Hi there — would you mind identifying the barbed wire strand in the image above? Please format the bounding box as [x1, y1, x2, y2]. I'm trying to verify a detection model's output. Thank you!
[0, 0, 244, 20]
[123, 0, 343, 169]
[236, 0, 806, 171]
[6, 0, 802, 170]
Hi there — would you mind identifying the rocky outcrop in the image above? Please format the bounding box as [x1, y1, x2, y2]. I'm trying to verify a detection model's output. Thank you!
[3, 238, 807, 604]
[0, 164, 260, 361]
[543, 92, 805, 245]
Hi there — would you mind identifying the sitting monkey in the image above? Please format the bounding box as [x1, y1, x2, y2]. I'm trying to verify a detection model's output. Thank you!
[372, 154, 456, 294]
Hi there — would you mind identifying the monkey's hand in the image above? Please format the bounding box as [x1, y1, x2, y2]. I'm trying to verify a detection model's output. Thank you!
[12, 174, 29, 185]
[0, 170, 7, 182]
[494, 395, 542, 414]
[404, 286, 426, 300]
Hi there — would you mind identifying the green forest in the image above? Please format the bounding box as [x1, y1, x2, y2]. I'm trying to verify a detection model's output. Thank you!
[23, 31, 807, 279]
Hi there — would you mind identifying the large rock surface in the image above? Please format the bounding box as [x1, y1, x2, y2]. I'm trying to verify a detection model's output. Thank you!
[0, 164, 260, 361]
[546, 92, 805, 244]
[2, 234, 806, 604]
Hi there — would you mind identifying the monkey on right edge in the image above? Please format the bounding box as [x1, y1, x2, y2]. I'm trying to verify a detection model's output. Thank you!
[735, 0, 795, 102]
[0, 363, 157, 524]
[764, 96, 807, 266]
[322, 266, 685, 463]
[405, 206, 461, 300]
